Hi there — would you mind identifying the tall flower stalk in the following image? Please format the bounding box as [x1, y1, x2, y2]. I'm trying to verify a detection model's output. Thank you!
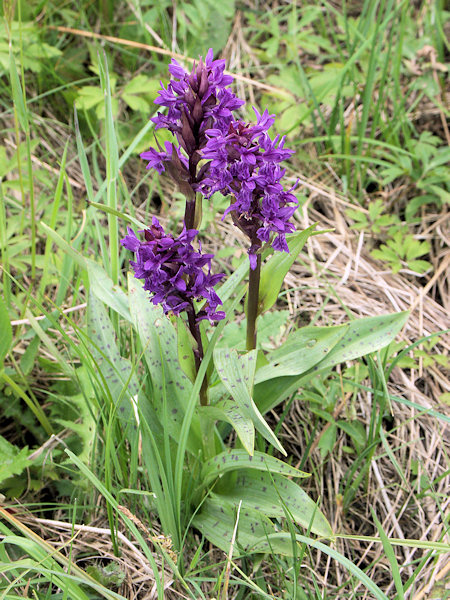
[122, 48, 298, 401]
[200, 108, 298, 349]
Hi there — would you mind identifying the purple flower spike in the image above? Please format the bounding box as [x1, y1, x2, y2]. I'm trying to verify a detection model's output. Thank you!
[199, 108, 298, 267]
[141, 49, 244, 193]
[121, 219, 225, 323]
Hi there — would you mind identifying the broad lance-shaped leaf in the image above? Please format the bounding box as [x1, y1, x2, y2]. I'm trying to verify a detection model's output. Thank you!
[316, 311, 409, 369]
[255, 324, 347, 383]
[256, 311, 409, 383]
[217, 310, 290, 351]
[254, 374, 308, 415]
[257, 225, 322, 315]
[193, 498, 277, 556]
[214, 348, 286, 455]
[199, 399, 254, 455]
[87, 260, 131, 322]
[201, 449, 308, 487]
[128, 275, 202, 454]
[86, 292, 158, 450]
[214, 469, 332, 538]
[87, 292, 136, 422]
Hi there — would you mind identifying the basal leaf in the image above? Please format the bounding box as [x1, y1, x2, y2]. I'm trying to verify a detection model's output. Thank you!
[317, 311, 409, 370]
[214, 349, 286, 455]
[87, 291, 143, 432]
[128, 275, 202, 454]
[199, 400, 254, 455]
[258, 225, 321, 314]
[218, 310, 290, 352]
[192, 497, 277, 556]
[255, 312, 409, 383]
[201, 449, 307, 487]
[214, 469, 332, 538]
[87, 260, 131, 322]
[255, 325, 347, 383]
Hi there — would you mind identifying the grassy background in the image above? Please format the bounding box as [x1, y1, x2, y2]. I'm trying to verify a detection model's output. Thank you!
[0, 1, 449, 598]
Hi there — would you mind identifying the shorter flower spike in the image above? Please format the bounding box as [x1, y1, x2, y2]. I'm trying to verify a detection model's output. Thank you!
[200, 108, 298, 267]
[121, 219, 225, 322]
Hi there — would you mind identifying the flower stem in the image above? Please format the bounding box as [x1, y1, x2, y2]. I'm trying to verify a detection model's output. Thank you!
[184, 198, 196, 230]
[246, 253, 262, 351]
[186, 303, 208, 406]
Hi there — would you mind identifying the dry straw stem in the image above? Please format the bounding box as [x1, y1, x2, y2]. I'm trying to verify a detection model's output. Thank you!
[50, 26, 285, 95]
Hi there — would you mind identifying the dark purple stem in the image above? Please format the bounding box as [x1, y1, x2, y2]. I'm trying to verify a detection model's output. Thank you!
[246, 251, 262, 351]
[186, 302, 208, 406]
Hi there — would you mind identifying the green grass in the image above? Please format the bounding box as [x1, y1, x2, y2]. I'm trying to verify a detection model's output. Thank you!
[1, 1, 449, 598]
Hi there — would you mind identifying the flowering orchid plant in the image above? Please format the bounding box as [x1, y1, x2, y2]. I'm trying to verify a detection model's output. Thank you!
[87, 49, 408, 558]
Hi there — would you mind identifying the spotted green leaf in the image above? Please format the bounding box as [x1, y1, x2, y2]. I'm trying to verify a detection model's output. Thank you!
[199, 399, 254, 455]
[128, 275, 202, 454]
[214, 469, 332, 538]
[214, 349, 286, 455]
[316, 311, 409, 369]
[256, 311, 409, 383]
[86, 291, 149, 441]
[193, 497, 277, 556]
[201, 449, 307, 487]
[255, 324, 346, 383]
[87, 260, 131, 322]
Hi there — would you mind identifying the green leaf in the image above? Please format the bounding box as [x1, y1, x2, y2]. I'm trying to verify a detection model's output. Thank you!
[255, 324, 347, 383]
[258, 225, 321, 314]
[371, 509, 405, 600]
[0, 295, 12, 367]
[75, 86, 104, 111]
[199, 400, 255, 455]
[193, 497, 277, 556]
[408, 260, 431, 274]
[251, 534, 389, 600]
[317, 311, 409, 370]
[9, 47, 28, 132]
[201, 449, 307, 487]
[317, 423, 337, 457]
[123, 75, 159, 95]
[214, 349, 286, 455]
[213, 469, 332, 538]
[87, 260, 131, 322]
[176, 318, 197, 383]
[128, 275, 202, 454]
[256, 312, 409, 383]
[254, 374, 307, 414]
[122, 93, 150, 113]
[86, 292, 143, 432]
[337, 420, 366, 451]
[0, 436, 31, 486]
[218, 310, 290, 351]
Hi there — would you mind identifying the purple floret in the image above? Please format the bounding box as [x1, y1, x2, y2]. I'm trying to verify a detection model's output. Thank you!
[121, 219, 225, 323]
[141, 48, 244, 192]
[199, 108, 298, 267]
